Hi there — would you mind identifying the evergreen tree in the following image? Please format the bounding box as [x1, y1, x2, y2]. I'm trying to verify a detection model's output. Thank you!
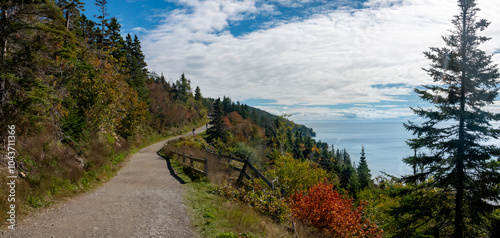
[78, 14, 99, 46]
[56, 0, 84, 32]
[357, 146, 372, 189]
[94, 0, 108, 48]
[105, 17, 125, 60]
[207, 98, 226, 142]
[222, 96, 233, 114]
[132, 35, 147, 68]
[340, 164, 355, 190]
[401, 0, 500, 236]
[194, 86, 202, 101]
[240, 104, 250, 118]
[347, 168, 360, 197]
[125, 33, 149, 102]
[338, 149, 353, 187]
[342, 148, 351, 165]
[172, 73, 192, 103]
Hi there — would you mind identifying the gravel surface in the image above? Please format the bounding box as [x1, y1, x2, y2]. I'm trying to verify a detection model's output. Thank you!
[1, 127, 207, 238]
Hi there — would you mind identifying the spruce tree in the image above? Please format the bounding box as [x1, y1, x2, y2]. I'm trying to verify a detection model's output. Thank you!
[79, 14, 99, 46]
[94, 0, 108, 48]
[105, 17, 125, 60]
[125, 34, 149, 102]
[357, 146, 372, 189]
[172, 73, 192, 103]
[401, 0, 500, 236]
[57, 0, 84, 32]
[207, 98, 226, 142]
[194, 86, 202, 101]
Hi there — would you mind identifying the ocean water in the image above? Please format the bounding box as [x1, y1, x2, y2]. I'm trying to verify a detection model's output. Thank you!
[296, 120, 415, 177]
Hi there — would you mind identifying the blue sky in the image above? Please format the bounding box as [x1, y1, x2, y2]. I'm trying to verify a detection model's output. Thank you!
[81, 0, 500, 121]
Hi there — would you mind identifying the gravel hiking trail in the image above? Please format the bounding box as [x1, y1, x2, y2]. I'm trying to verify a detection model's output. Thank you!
[1, 126, 208, 238]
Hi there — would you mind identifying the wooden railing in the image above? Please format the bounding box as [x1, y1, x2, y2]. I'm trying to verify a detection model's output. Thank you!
[161, 141, 285, 195]
[203, 145, 284, 195]
[166, 151, 208, 176]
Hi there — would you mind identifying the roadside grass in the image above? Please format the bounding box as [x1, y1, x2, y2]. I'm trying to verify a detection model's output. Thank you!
[0, 119, 209, 228]
[166, 158, 292, 238]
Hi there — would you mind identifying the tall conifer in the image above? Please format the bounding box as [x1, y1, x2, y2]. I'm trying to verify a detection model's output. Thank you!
[94, 0, 108, 48]
[401, 0, 500, 236]
[357, 146, 372, 189]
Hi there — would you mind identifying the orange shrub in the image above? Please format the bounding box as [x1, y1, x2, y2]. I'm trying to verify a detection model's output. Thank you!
[290, 183, 382, 237]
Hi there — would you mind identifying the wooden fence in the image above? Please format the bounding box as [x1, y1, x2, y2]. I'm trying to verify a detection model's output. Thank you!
[172, 151, 208, 176]
[161, 141, 284, 195]
[203, 145, 284, 195]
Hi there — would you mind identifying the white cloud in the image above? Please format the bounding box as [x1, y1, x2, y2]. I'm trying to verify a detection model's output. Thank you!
[255, 104, 415, 121]
[269, 0, 315, 8]
[132, 26, 147, 32]
[141, 0, 500, 118]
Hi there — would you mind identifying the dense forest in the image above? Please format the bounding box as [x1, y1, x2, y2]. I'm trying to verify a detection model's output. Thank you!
[1, 0, 500, 237]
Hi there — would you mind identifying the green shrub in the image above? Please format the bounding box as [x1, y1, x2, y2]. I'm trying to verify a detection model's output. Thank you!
[111, 152, 127, 165]
[80, 170, 96, 187]
[265, 153, 331, 195]
[172, 135, 207, 149]
[49, 177, 75, 195]
[27, 194, 46, 208]
[216, 232, 238, 238]
[217, 181, 290, 223]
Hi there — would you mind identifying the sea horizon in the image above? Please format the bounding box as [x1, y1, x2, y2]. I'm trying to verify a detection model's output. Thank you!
[295, 119, 415, 178]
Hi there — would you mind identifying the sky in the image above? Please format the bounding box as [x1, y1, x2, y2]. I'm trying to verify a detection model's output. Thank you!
[81, 0, 500, 121]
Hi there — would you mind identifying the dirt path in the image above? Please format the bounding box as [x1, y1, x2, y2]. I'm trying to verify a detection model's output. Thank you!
[1, 126, 208, 238]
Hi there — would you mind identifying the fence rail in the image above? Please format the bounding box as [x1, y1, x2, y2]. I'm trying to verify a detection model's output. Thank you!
[236, 160, 271, 188]
[172, 151, 208, 176]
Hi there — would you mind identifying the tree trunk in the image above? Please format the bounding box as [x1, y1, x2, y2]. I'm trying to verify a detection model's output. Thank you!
[455, 87, 465, 238]
[65, 8, 70, 31]
[454, 3, 468, 238]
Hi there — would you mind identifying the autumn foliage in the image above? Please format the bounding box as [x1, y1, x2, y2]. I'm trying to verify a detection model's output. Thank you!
[224, 111, 265, 143]
[290, 183, 383, 237]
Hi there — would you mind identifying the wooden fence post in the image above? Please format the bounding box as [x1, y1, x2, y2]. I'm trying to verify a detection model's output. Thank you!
[247, 162, 274, 190]
[237, 160, 249, 185]
[204, 158, 208, 176]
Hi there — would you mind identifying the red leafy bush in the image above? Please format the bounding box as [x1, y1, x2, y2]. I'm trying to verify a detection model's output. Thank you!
[290, 183, 382, 237]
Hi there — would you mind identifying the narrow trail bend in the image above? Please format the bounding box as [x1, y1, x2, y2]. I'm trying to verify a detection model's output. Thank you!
[2, 126, 208, 238]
